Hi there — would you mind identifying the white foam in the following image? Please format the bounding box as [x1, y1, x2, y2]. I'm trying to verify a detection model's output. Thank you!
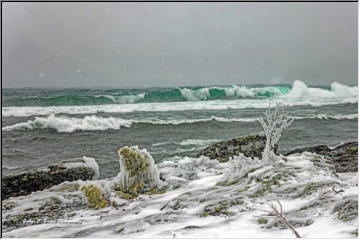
[179, 87, 210, 101]
[293, 113, 358, 120]
[2, 165, 19, 170]
[179, 139, 221, 146]
[286, 80, 358, 99]
[178, 85, 284, 100]
[103, 93, 145, 104]
[2, 113, 357, 132]
[2, 98, 356, 118]
[2, 114, 132, 132]
[224, 85, 284, 98]
[224, 85, 255, 97]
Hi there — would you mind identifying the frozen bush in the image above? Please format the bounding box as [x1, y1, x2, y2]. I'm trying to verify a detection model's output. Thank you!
[115, 146, 163, 193]
[258, 103, 293, 164]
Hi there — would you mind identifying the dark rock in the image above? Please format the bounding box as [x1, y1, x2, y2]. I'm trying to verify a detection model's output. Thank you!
[285, 142, 358, 173]
[67, 212, 76, 218]
[196, 133, 277, 162]
[333, 197, 358, 222]
[3, 212, 42, 227]
[201, 198, 243, 217]
[285, 145, 331, 156]
[1, 159, 96, 201]
[183, 225, 201, 229]
[2, 197, 86, 229]
[265, 218, 314, 230]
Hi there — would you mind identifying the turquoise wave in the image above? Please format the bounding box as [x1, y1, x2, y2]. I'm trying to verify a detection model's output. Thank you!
[2, 85, 291, 107]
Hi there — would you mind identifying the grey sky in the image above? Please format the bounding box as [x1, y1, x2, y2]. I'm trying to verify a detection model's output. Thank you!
[2, 2, 358, 88]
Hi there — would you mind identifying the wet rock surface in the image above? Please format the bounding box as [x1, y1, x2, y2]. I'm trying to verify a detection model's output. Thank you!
[285, 142, 358, 173]
[2, 184, 86, 231]
[2, 158, 96, 200]
[196, 133, 277, 162]
[199, 133, 357, 173]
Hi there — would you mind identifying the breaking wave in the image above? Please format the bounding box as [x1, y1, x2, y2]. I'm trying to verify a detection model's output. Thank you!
[2, 115, 133, 133]
[2, 81, 357, 117]
[3, 85, 288, 107]
[4, 80, 356, 108]
[287, 80, 358, 99]
[2, 113, 357, 133]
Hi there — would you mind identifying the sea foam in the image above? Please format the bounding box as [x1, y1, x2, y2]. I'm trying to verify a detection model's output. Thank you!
[286, 80, 358, 99]
[1, 115, 132, 133]
[2, 113, 357, 133]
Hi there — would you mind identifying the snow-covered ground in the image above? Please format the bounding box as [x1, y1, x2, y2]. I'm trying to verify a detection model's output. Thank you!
[2, 152, 358, 238]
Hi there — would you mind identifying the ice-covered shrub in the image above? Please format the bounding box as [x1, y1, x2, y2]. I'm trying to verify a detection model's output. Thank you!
[223, 103, 292, 180]
[226, 153, 263, 179]
[178, 156, 219, 171]
[258, 103, 293, 164]
[80, 184, 107, 209]
[159, 156, 222, 184]
[115, 146, 163, 194]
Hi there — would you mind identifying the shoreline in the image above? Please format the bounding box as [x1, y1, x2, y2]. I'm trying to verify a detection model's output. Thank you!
[2, 134, 357, 201]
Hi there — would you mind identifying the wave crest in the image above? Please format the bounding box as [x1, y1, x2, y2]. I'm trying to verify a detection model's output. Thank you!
[2, 81, 357, 111]
[2, 115, 132, 133]
[2, 113, 357, 133]
[286, 80, 358, 99]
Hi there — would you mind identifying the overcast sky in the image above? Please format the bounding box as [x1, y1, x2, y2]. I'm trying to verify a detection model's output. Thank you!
[2, 2, 358, 88]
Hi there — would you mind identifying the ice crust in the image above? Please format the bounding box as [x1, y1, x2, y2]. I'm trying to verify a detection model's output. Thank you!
[2, 151, 358, 238]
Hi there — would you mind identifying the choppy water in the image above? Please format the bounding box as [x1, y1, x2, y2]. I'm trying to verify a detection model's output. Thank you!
[2, 80, 358, 178]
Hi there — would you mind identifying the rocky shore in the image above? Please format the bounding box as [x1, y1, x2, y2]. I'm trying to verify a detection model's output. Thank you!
[2, 134, 357, 202]
[2, 157, 99, 200]
[196, 133, 357, 174]
[285, 142, 358, 173]
[196, 133, 278, 162]
[1, 135, 358, 238]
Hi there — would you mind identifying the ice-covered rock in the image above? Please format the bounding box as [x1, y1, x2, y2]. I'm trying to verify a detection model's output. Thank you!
[1, 156, 99, 200]
[1, 151, 358, 238]
[114, 146, 163, 193]
[285, 142, 358, 173]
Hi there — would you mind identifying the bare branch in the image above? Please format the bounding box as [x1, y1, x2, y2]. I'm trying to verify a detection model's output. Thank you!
[265, 194, 302, 238]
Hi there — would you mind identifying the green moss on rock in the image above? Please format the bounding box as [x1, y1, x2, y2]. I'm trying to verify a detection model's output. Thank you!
[145, 187, 167, 195]
[257, 218, 268, 224]
[333, 198, 358, 222]
[50, 183, 80, 192]
[80, 185, 107, 209]
[202, 204, 233, 217]
[117, 146, 163, 197]
[116, 191, 139, 200]
[201, 199, 243, 217]
[3, 212, 42, 227]
[119, 147, 150, 178]
[347, 146, 358, 153]
[196, 133, 273, 161]
[293, 181, 336, 198]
